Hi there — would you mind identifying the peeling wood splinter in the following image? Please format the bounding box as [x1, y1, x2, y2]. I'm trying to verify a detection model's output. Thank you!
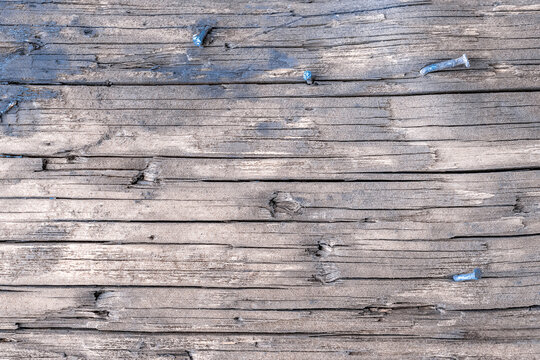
[453, 268, 482, 282]
[420, 54, 470, 76]
[193, 26, 213, 47]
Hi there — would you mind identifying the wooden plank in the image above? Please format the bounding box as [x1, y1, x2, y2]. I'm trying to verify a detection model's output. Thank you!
[0, 170, 538, 288]
[0, 236, 537, 286]
[0, 169, 538, 286]
[0, 156, 42, 179]
[0, 0, 539, 358]
[0, 284, 538, 333]
[1, 0, 539, 92]
[0, 216, 533, 244]
[0, 171, 538, 222]
[0, 331, 539, 359]
[0, 86, 538, 174]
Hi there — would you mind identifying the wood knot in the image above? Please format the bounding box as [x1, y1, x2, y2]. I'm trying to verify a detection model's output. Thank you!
[513, 196, 528, 214]
[269, 192, 302, 217]
[130, 160, 162, 186]
[93, 289, 112, 304]
[315, 240, 334, 258]
[92, 309, 110, 318]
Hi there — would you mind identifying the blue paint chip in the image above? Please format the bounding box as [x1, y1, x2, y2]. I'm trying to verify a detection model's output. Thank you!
[192, 26, 212, 47]
[193, 34, 204, 47]
[303, 70, 312, 81]
[453, 268, 482, 282]
[420, 54, 470, 76]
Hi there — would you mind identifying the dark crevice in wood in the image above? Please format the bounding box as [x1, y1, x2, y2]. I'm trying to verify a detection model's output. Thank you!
[305, 204, 513, 211]
[129, 171, 145, 185]
[0, 325, 437, 338]
[39, 158, 48, 172]
[25, 219, 362, 224]
[126, 178, 435, 183]
[455, 305, 539, 313]
[449, 233, 540, 240]
[2, 238, 536, 246]
[93, 290, 108, 302]
[0, 284, 291, 290]
[119, 305, 435, 312]
[38, 154, 348, 160]
[7, 155, 540, 176]
[2, 80, 540, 96]
[342, 167, 540, 175]
[11, 325, 538, 341]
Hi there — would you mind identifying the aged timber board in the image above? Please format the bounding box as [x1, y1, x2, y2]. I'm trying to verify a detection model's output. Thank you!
[0, 0, 539, 359]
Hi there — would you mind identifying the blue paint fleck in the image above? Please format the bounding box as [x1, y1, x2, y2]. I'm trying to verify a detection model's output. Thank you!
[420, 54, 470, 76]
[193, 26, 212, 47]
[303, 70, 314, 85]
[453, 268, 482, 282]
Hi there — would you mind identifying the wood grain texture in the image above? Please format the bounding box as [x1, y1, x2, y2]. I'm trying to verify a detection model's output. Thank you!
[1, 283, 539, 332]
[0, 0, 539, 358]
[0, 86, 538, 174]
[1, 0, 539, 92]
[1, 171, 539, 220]
[1, 332, 539, 359]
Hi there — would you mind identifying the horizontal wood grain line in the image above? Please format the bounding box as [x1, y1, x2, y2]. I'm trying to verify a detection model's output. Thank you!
[3, 81, 540, 94]
[7, 327, 537, 341]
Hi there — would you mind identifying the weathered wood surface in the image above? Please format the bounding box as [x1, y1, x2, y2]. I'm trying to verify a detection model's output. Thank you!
[0, 87, 538, 174]
[1, 332, 538, 360]
[1, 0, 539, 92]
[0, 0, 539, 359]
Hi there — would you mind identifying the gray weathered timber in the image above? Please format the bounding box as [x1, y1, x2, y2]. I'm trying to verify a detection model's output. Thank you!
[0, 285, 538, 336]
[0, 86, 538, 174]
[0, 235, 538, 285]
[1, 332, 538, 359]
[0, 171, 538, 221]
[0, 0, 539, 359]
[0, 0, 539, 91]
